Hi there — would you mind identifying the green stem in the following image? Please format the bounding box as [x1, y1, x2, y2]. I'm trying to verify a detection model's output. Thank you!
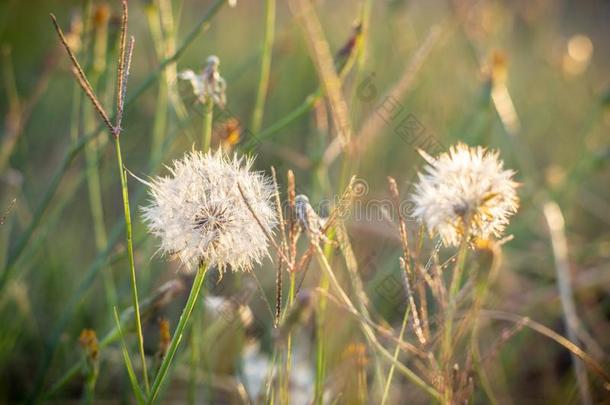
[314, 256, 331, 404]
[243, 43, 357, 153]
[251, 0, 275, 135]
[188, 299, 203, 405]
[149, 264, 209, 403]
[441, 234, 469, 401]
[115, 138, 150, 394]
[282, 272, 296, 404]
[202, 98, 214, 151]
[83, 368, 98, 405]
[145, 3, 170, 159]
[380, 305, 410, 405]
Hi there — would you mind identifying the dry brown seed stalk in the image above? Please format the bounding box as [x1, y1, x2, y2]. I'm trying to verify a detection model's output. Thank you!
[389, 177, 430, 341]
[51, 14, 113, 131]
[400, 257, 427, 346]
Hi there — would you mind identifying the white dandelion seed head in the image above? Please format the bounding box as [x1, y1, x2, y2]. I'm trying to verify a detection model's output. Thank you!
[142, 150, 277, 273]
[410, 143, 519, 247]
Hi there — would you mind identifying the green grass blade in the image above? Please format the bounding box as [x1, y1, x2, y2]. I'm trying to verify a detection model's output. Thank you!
[113, 307, 146, 404]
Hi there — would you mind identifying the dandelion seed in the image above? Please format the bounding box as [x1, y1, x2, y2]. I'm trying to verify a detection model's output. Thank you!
[410, 143, 519, 247]
[178, 55, 227, 107]
[142, 150, 277, 273]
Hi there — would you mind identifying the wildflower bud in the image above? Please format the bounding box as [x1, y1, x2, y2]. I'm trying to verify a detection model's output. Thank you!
[92, 4, 110, 28]
[342, 342, 368, 367]
[79, 329, 100, 378]
[79, 329, 99, 361]
[155, 318, 171, 365]
[217, 117, 242, 151]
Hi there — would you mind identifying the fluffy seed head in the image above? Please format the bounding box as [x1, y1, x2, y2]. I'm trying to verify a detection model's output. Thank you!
[142, 150, 277, 273]
[411, 143, 519, 247]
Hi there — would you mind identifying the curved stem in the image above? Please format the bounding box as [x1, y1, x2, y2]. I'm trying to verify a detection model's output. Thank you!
[148, 264, 209, 403]
[380, 305, 410, 405]
[251, 0, 275, 135]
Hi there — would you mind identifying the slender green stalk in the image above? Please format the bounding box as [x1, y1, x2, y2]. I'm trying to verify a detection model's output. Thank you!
[380, 306, 411, 405]
[314, 246, 331, 404]
[114, 308, 146, 404]
[188, 298, 203, 405]
[251, 0, 276, 134]
[449, 235, 469, 301]
[145, 2, 169, 158]
[282, 272, 296, 403]
[150, 71, 169, 158]
[83, 362, 99, 405]
[149, 264, 209, 403]
[245, 93, 318, 152]
[202, 98, 214, 150]
[441, 233, 469, 401]
[115, 138, 150, 393]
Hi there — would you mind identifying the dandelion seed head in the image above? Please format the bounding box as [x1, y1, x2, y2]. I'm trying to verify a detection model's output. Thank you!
[142, 150, 277, 273]
[411, 143, 519, 247]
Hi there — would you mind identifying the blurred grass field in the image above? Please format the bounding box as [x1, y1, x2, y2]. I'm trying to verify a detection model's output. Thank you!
[1, 0, 610, 403]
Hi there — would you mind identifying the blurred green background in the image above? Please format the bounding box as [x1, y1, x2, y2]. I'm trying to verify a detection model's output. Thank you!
[1, 0, 609, 403]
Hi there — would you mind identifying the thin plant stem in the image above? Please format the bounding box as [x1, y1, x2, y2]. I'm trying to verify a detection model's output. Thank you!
[188, 300, 203, 405]
[441, 231, 469, 401]
[149, 264, 209, 403]
[282, 271, 296, 404]
[113, 3, 149, 392]
[115, 138, 150, 393]
[145, 5, 165, 152]
[251, 0, 275, 135]
[314, 258, 330, 405]
[202, 98, 214, 151]
[380, 305, 411, 405]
